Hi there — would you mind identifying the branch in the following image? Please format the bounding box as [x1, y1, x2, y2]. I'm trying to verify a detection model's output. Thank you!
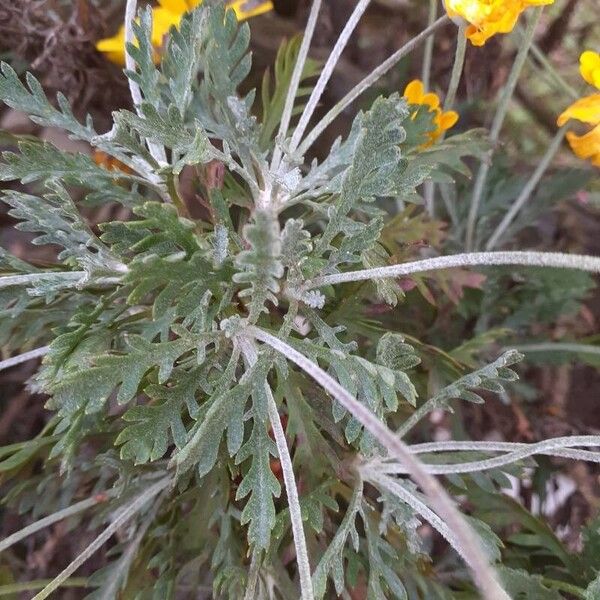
[32, 477, 170, 600]
[465, 7, 544, 250]
[0, 346, 49, 372]
[271, 0, 323, 172]
[297, 15, 450, 156]
[375, 436, 600, 475]
[239, 340, 314, 600]
[303, 251, 600, 289]
[247, 326, 510, 600]
[289, 0, 371, 154]
[0, 496, 105, 555]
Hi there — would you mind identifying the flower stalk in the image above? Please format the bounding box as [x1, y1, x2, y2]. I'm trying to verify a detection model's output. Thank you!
[465, 7, 544, 250]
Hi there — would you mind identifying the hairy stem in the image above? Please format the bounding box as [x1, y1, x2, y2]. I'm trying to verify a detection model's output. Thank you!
[514, 342, 600, 357]
[365, 471, 470, 562]
[465, 7, 544, 250]
[248, 327, 510, 600]
[0, 496, 106, 555]
[289, 0, 371, 154]
[445, 22, 467, 112]
[297, 15, 450, 156]
[304, 251, 600, 289]
[485, 124, 569, 250]
[32, 477, 170, 600]
[243, 547, 262, 600]
[271, 0, 323, 172]
[0, 271, 86, 290]
[421, 0, 438, 89]
[376, 436, 600, 474]
[240, 341, 314, 600]
[0, 345, 49, 373]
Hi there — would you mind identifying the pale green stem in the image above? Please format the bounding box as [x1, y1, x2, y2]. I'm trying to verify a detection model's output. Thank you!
[243, 547, 262, 600]
[421, 0, 438, 89]
[0, 496, 105, 554]
[528, 39, 580, 101]
[304, 251, 600, 289]
[486, 124, 569, 250]
[297, 15, 450, 156]
[445, 22, 467, 112]
[124, 0, 167, 166]
[0, 345, 49, 372]
[271, 0, 323, 172]
[514, 342, 600, 357]
[366, 471, 470, 563]
[289, 0, 371, 156]
[0, 579, 89, 596]
[0, 271, 85, 290]
[376, 436, 600, 475]
[425, 20, 467, 216]
[465, 7, 544, 251]
[408, 439, 600, 463]
[248, 326, 511, 600]
[239, 340, 314, 600]
[32, 477, 170, 600]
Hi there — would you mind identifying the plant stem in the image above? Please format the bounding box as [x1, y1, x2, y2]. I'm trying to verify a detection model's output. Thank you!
[166, 171, 191, 219]
[0, 579, 90, 596]
[304, 251, 600, 289]
[445, 22, 467, 112]
[485, 124, 569, 250]
[514, 342, 600, 357]
[424, 24, 466, 216]
[271, 0, 323, 172]
[0, 271, 86, 290]
[248, 327, 511, 600]
[528, 39, 580, 101]
[0, 496, 107, 555]
[366, 471, 470, 562]
[408, 439, 600, 463]
[297, 15, 450, 156]
[289, 0, 371, 155]
[465, 7, 544, 251]
[243, 547, 262, 600]
[240, 341, 314, 600]
[32, 477, 170, 600]
[377, 436, 600, 475]
[0, 345, 49, 372]
[421, 0, 438, 89]
[124, 0, 167, 166]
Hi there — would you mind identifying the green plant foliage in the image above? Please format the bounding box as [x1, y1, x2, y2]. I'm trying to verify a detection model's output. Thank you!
[0, 4, 598, 600]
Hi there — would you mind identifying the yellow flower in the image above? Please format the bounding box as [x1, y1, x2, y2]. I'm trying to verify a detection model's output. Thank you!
[403, 79, 459, 147]
[444, 0, 553, 46]
[557, 51, 600, 168]
[580, 51, 600, 89]
[96, 0, 273, 65]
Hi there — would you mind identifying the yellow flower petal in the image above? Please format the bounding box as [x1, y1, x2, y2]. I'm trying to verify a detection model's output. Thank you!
[96, 0, 272, 65]
[445, 0, 555, 46]
[421, 92, 441, 111]
[565, 124, 600, 166]
[557, 94, 600, 127]
[438, 110, 460, 130]
[404, 80, 425, 104]
[580, 51, 600, 90]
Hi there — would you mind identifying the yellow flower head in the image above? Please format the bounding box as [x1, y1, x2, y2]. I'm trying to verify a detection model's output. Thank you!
[444, 0, 554, 46]
[96, 0, 273, 65]
[403, 80, 459, 147]
[580, 51, 600, 89]
[557, 51, 600, 168]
